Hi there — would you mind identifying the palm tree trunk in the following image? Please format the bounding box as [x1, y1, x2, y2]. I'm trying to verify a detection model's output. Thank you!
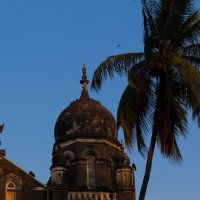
[139, 128, 157, 200]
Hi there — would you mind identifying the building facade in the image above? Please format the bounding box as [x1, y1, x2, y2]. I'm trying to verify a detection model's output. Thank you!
[0, 150, 46, 200]
[0, 66, 136, 200]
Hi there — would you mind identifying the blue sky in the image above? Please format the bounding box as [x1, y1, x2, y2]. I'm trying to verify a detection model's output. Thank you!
[0, 1, 199, 200]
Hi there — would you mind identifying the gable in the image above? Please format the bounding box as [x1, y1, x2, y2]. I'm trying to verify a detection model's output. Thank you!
[0, 155, 46, 200]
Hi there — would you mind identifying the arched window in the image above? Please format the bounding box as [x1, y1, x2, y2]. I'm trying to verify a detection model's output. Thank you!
[87, 155, 95, 189]
[6, 181, 16, 200]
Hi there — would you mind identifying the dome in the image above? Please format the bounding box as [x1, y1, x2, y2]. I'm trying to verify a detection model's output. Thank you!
[54, 65, 118, 142]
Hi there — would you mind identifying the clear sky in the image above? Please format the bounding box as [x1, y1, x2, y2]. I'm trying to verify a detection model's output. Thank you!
[0, 1, 199, 200]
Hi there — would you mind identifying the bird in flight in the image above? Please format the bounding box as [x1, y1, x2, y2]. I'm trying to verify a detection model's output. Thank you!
[0, 124, 4, 133]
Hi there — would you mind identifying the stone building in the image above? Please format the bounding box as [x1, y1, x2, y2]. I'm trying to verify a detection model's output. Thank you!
[0, 66, 136, 200]
[0, 150, 46, 200]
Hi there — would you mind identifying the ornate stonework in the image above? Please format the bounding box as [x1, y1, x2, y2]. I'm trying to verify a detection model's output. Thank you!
[68, 191, 118, 200]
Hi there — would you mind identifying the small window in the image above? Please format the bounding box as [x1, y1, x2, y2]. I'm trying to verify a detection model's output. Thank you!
[87, 155, 95, 189]
[6, 181, 16, 200]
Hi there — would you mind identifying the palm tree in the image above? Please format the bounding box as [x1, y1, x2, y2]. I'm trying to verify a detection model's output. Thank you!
[91, 0, 200, 199]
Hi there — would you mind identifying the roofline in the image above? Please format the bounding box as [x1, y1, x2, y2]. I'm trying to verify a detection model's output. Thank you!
[0, 155, 47, 188]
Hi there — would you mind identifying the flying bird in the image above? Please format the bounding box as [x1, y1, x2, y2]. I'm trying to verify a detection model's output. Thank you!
[0, 124, 4, 133]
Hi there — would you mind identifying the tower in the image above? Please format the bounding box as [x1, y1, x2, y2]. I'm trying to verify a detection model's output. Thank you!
[49, 65, 136, 200]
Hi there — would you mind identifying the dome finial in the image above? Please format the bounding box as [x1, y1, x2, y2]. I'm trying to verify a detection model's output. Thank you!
[80, 64, 90, 100]
[80, 64, 89, 90]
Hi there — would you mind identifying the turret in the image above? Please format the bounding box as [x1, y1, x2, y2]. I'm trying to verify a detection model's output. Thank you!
[50, 145, 67, 187]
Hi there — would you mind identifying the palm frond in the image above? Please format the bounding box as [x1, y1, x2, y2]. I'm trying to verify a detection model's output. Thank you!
[168, 56, 200, 125]
[182, 55, 200, 69]
[174, 11, 200, 49]
[151, 66, 188, 162]
[91, 53, 144, 91]
[157, 133, 183, 162]
[117, 65, 154, 155]
[181, 43, 200, 69]
[181, 43, 200, 55]
[142, 0, 158, 38]
[117, 84, 150, 155]
[161, 1, 182, 38]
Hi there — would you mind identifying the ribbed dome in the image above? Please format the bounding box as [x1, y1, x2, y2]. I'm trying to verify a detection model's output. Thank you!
[54, 65, 118, 142]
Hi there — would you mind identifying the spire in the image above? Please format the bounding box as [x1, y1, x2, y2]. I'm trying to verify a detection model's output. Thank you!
[80, 64, 90, 99]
